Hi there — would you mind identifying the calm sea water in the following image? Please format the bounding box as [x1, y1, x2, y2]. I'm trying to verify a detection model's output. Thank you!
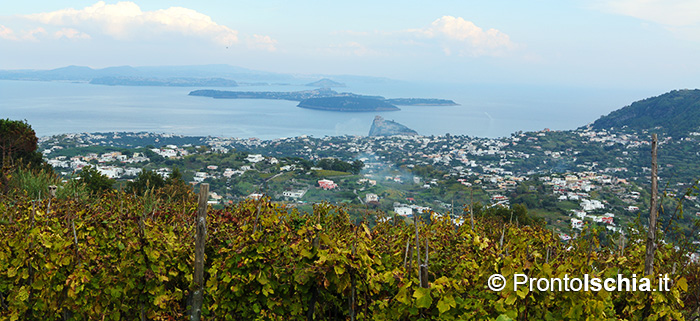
[0, 79, 656, 139]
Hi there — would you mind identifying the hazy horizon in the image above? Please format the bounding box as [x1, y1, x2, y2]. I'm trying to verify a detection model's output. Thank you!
[1, 1, 700, 92]
[1, 1, 698, 139]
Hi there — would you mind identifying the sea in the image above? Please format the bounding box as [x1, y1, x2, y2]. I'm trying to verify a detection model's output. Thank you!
[0, 79, 659, 140]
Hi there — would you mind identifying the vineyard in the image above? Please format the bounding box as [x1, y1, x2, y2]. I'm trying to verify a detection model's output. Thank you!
[0, 190, 698, 320]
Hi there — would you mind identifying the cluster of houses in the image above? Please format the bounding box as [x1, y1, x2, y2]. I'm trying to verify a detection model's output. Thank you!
[39, 130, 676, 240]
[540, 172, 632, 235]
[150, 145, 189, 158]
[44, 151, 149, 179]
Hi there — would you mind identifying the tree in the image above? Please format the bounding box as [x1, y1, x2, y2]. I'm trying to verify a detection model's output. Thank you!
[127, 169, 166, 196]
[127, 168, 193, 201]
[159, 168, 194, 201]
[79, 166, 115, 194]
[0, 119, 48, 193]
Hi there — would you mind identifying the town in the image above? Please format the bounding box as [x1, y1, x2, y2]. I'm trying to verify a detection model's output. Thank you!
[39, 126, 700, 247]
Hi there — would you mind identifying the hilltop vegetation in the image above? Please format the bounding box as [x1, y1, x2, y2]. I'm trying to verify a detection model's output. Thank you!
[592, 89, 700, 138]
[298, 97, 400, 112]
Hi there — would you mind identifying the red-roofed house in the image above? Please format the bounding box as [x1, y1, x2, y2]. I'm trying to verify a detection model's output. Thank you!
[318, 179, 338, 190]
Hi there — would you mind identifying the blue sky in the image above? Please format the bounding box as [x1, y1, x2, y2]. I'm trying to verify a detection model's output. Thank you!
[2, 1, 700, 90]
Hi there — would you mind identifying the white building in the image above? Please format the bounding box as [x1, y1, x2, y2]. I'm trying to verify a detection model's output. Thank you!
[194, 172, 207, 182]
[571, 218, 584, 230]
[365, 193, 379, 203]
[394, 206, 413, 216]
[124, 168, 142, 177]
[96, 165, 123, 179]
[571, 210, 587, 219]
[155, 168, 171, 179]
[580, 199, 604, 211]
[283, 190, 306, 199]
[246, 154, 264, 163]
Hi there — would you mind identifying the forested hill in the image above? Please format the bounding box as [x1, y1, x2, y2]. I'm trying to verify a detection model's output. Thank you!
[591, 89, 700, 137]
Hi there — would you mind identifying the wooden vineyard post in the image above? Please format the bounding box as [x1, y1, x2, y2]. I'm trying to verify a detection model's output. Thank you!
[644, 134, 658, 276]
[191, 183, 209, 321]
[470, 187, 475, 231]
[420, 236, 429, 288]
[48, 185, 57, 198]
[414, 214, 422, 286]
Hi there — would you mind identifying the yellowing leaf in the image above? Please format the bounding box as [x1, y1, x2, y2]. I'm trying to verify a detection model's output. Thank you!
[17, 286, 29, 302]
[320, 234, 332, 245]
[677, 277, 688, 292]
[413, 287, 432, 308]
[7, 267, 17, 278]
[257, 272, 270, 285]
[317, 251, 328, 263]
[396, 286, 411, 305]
[437, 294, 456, 314]
[334, 265, 346, 275]
[516, 286, 529, 299]
[496, 314, 514, 321]
[434, 276, 450, 285]
[300, 248, 313, 259]
[154, 294, 169, 308]
[505, 292, 517, 305]
[542, 263, 552, 276]
[362, 223, 372, 239]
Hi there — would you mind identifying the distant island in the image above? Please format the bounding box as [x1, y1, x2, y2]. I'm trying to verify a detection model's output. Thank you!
[299, 97, 399, 112]
[189, 88, 458, 112]
[305, 78, 346, 88]
[188, 88, 377, 101]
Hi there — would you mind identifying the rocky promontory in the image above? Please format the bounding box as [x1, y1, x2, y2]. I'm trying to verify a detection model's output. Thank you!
[368, 116, 418, 136]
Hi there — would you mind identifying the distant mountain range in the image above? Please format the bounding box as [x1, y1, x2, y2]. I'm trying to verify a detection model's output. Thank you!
[0, 65, 293, 84]
[0, 65, 395, 87]
[591, 89, 700, 137]
[90, 76, 240, 87]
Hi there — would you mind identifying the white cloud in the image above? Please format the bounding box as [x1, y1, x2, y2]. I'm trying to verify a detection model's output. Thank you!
[595, 0, 700, 27]
[326, 17, 515, 58]
[22, 27, 48, 41]
[22, 1, 239, 45]
[248, 34, 278, 52]
[408, 16, 515, 56]
[0, 25, 17, 40]
[54, 28, 91, 40]
[0, 25, 51, 41]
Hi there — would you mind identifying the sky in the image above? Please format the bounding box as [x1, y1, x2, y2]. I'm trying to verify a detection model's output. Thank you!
[2, 0, 700, 90]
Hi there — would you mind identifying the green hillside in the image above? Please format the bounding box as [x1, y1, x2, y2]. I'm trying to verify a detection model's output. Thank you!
[591, 89, 700, 137]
